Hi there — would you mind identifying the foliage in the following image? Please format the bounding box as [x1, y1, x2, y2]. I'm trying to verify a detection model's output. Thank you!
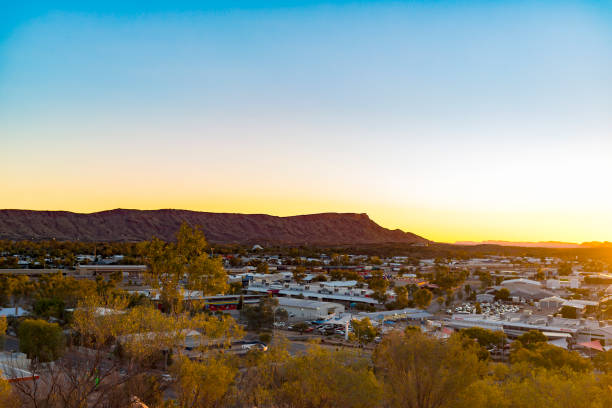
[511, 343, 592, 372]
[292, 322, 310, 334]
[455, 369, 607, 408]
[350, 317, 378, 345]
[293, 266, 307, 284]
[368, 271, 389, 303]
[433, 265, 468, 291]
[413, 288, 433, 309]
[495, 288, 511, 301]
[33, 298, 66, 320]
[0, 376, 20, 408]
[256, 262, 269, 274]
[242, 296, 280, 331]
[593, 349, 612, 373]
[461, 327, 506, 349]
[143, 223, 228, 314]
[557, 262, 573, 276]
[18, 319, 64, 362]
[276, 347, 382, 408]
[172, 354, 237, 408]
[560, 305, 577, 319]
[374, 331, 485, 408]
[514, 330, 548, 348]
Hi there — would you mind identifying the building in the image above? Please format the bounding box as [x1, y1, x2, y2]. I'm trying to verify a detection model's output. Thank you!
[0, 268, 66, 278]
[0, 352, 38, 382]
[75, 264, 147, 280]
[499, 278, 553, 300]
[276, 297, 345, 321]
[246, 280, 380, 305]
[445, 313, 612, 345]
[538, 296, 566, 311]
[476, 293, 495, 303]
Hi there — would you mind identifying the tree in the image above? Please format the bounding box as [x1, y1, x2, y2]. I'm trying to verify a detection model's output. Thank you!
[445, 290, 454, 307]
[2, 275, 32, 316]
[350, 317, 378, 346]
[256, 262, 269, 274]
[172, 354, 237, 408]
[34, 272, 95, 308]
[510, 343, 592, 373]
[0, 315, 6, 351]
[0, 376, 20, 408]
[369, 271, 389, 303]
[495, 288, 510, 302]
[454, 369, 605, 408]
[413, 288, 433, 309]
[477, 271, 493, 289]
[374, 331, 485, 408]
[293, 322, 310, 334]
[558, 262, 573, 276]
[242, 296, 279, 331]
[277, 347, 382, 408]
[11, 293, 245, 408]
[144, 223, 228, 314]
[293, 266, 307, 284]
[460, 327, 506, 359]
[593, 349, 612, 372]
[560, 305, 577, 319]
[514, 330, 547, 348]
[18, 319, 64, 362]
[393, 285, 409, 308]
[461, 327, 506, 349]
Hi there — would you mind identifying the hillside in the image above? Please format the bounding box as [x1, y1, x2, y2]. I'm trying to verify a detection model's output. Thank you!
[0, 209, 429, 245]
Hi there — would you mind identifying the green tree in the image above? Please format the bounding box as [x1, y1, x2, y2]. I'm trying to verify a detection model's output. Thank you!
[293, 266, 307, 284]
[514, 330, 547, 348]
[413, 288, 433, 309]
[510, 343, 592, 372]
[256, 262, 269, 274]
[560, 305, 577, 319]
[369, 271, 389, 303]
[350, 317, 378, 346]
[18, 319, 64, 362]
[144, 223, 228, 314]
[292, 322, 310, 334]
[495, 288, 510, 301]
[242, 296, 280, 331]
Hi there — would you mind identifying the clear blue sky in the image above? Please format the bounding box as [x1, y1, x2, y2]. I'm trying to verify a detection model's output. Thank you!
[1, 1, 612, 242]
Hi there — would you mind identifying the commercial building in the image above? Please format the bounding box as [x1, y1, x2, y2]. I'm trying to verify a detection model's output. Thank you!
[445, 313, 612, 345]
[246, 279, 382, 305]
[75, 264, 147, 280]
[499, 278, 553, 300]
[276, 297, 345, 321]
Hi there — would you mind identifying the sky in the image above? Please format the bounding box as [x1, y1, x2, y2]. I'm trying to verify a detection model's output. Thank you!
[1, 1, 612, 243]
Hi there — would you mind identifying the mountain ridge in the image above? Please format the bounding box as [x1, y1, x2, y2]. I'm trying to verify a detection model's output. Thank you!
[0, 209, 429, 245]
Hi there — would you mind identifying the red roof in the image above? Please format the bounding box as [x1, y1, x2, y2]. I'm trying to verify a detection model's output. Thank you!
[578, 340, 604, 352]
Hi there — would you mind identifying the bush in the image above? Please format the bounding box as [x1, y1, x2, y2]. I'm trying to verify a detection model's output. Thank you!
[259, 332, 272, 344]
[18, 319, 65, 362]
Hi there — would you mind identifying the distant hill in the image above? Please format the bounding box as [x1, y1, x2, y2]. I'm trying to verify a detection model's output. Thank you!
[454, 240, 584, 249]
[0, 209, 429, 245]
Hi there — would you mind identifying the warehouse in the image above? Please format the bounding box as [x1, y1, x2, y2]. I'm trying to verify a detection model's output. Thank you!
[276, 297, 345, 322]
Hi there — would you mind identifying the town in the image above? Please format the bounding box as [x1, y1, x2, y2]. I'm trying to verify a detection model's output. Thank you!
[1, 225, 611, 407]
